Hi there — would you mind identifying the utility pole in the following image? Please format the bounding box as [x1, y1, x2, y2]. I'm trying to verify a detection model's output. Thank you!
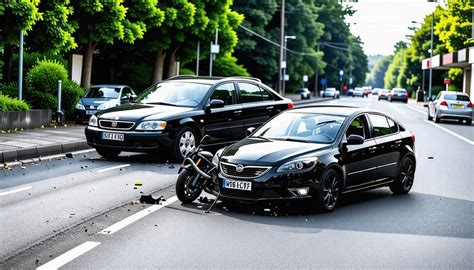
[18, 30, 24, 100]
[314, 43, 320, 97]
[196, 41, 200, 76]
[209, 29, 219, 77]
[278, 0, 285, 94]
[428, 12, 434, 99]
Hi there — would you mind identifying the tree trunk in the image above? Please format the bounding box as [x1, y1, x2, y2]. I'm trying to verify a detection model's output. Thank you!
[166, 46, 179, 79]
[81, 42, 96, 88]
[151, 49, 166, 83]
[2, 44, 14, 83]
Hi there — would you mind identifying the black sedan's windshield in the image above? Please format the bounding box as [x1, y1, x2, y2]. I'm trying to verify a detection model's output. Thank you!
[135, 82, 211, 107]
[85, 87, 121, 98]
[253, 112, 345, 143]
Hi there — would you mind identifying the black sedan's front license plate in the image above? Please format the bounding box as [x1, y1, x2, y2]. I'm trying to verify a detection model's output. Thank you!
[222, 178, 252, 191]
[102, 132, 124, 141]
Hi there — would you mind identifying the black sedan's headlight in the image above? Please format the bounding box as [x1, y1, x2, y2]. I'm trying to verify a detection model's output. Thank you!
[276, 157, 317, 173]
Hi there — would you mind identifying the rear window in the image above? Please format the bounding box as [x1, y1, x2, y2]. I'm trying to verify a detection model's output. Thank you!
[394, 89, 406, 94]
[444, 94, 470, 101]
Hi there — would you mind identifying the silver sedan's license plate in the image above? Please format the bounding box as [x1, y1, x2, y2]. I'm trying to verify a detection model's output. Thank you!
[222, 178, 252, 191]
[102, 132, 124, 141]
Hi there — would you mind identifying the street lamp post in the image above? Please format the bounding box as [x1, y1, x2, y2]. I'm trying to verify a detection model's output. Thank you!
[428, 12, 434, 99]
[282, 35, 296, 96]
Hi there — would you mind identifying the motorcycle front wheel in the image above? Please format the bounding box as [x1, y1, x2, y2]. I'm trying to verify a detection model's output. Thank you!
[176, 168, 204, 203]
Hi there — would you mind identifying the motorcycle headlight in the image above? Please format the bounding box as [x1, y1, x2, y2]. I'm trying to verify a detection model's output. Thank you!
[75, 102, 85, 110]
[276, 157, 318, 173]
[97, 101, 115, 110]
[136, 121, 167, 131]
[88, 115, 98, 126]
[212, 148, 225, 165]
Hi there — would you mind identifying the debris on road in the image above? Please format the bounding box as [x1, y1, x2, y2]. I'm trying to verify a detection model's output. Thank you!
[140, 194, 164, 204]
[135, 181, 142, 186]
[130, 199, 140, 205]
[66, 153, 73, 158]
[428, 156, 434, 159]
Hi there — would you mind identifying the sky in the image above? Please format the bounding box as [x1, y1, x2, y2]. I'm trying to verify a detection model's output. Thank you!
[344, 0, 443, 56]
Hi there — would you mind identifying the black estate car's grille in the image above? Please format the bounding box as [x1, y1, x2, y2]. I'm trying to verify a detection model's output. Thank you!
[220, 162, 271, 179]
[99, 120, 135, 130]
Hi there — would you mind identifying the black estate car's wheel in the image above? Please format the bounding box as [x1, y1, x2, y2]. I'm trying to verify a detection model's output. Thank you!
[466, 119, 472, 125]
[316, 168, 340, 211]
[96, 147, 121, 159]
[390, 157, 415, 194]
[173, 127, 198, 161]
[176, 168, 203, 203]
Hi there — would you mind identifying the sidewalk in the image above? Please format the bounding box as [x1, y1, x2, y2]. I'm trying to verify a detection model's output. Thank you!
[0, 125, 89, 163]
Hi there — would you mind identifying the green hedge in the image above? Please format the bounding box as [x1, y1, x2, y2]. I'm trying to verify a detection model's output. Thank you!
[25, 59, 84, 117]
[0, 82, 18, 98]
[0, 94, 30, 111]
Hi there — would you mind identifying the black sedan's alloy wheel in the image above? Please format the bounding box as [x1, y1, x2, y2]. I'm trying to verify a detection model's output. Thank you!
[173, 127, 198, 161]
[176, 168, 203, 203]
[390, 157, 415, 194]
[316, 169, 340, 211]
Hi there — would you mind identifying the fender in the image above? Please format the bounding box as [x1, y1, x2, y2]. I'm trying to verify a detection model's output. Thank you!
[179, 118, 204, 138]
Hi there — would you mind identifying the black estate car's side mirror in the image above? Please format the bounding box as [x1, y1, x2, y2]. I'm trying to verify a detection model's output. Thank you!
[246, 127, 256, 136]
[346, 134, 364, 145]
[210, 99, 225, 108]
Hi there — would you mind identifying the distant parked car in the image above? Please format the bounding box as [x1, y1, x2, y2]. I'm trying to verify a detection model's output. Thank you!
[295, 88, 311, 100]
[427, 91, 472, 125]
[388, 88, 408, 103]
[378, 89, 390, 101]
[323, 87, 340, 99]
[372, 88, 380, 95]
[347, 88, 354, 96]
[75, 84, 137, 123]
[352, 87, 366, 97]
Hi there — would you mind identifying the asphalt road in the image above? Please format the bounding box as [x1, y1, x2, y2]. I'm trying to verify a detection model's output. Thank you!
[1, 96, 472, 269]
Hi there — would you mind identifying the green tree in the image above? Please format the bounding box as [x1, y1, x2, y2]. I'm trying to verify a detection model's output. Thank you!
[435, 0, 472, 52]
[384, 42, 407, 89]
[348, 35, 368, 87]
[0, 0, 41, 82]
[366, 55, 392, 88]
[70, 0, 161, 88]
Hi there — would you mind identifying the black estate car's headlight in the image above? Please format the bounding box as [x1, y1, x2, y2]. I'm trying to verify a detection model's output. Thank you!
[88, 115, 98, 126]
[136, 121, 167, 131]
[276, 157, 318, 173]
[212, 148, 225, 165]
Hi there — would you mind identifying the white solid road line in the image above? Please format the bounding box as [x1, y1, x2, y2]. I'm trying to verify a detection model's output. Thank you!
[0, 186, 32, 197]
[37, 241, 101, 270]
[424, 120, 474, 145]
[97, 164, 131, 173]
[98, 196, 179, 235]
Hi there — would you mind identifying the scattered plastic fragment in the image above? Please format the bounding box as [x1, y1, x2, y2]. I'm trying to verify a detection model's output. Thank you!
[20, 166, 26, 169]
[140, 195, 164, 204]
[168, 165, 175, 169]
[2, 166, 12, 171]
[130, 200, 140, 205]
[66, 153, 73, 158]
[135, 181, 142, 186]
[198, 197, 209, 203]
[428, 157, 434, 159]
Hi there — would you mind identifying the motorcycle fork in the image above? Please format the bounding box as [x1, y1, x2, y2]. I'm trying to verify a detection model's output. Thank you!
[190, 158, 202, 188]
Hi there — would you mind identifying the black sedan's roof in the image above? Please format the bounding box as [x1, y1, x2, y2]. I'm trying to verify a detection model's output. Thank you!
[289, 105, 372, 117]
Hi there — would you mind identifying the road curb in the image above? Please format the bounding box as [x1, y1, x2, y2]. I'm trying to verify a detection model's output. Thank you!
[1, 140, 90, 163]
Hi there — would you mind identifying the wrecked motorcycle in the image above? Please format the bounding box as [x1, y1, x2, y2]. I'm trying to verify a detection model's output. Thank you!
[175, 135, 220, 206]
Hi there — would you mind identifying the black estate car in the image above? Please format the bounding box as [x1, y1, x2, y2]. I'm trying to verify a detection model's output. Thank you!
[212, 106, 416, 211]
[85, 76, 293, 160]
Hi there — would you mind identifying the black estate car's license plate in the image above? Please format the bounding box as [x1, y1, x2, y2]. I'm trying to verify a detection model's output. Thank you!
[102, 132, 124, 141]
[222, 178, 252, 191]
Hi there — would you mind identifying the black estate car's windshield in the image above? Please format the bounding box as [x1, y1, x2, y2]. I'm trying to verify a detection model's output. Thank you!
[85, 87, 121, 98]
[135, 82, 210, 107]
[253, 112, 345, 143]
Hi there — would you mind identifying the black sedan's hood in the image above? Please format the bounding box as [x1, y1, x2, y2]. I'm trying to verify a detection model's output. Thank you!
[221, 137, 332, 165]
[97, 103, 193, 122]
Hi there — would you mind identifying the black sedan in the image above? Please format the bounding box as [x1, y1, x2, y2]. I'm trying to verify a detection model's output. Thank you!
[85, 76, 293, 160]
[212, 106, 416, 211]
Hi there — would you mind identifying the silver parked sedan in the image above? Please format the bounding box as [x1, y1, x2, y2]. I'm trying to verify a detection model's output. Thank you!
[428, 91, 472, 125]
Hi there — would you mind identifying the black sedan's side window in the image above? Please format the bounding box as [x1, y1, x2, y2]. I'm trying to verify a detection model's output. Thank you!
[346, 115, 368, 139]
[368, 114, 392, 137]
[210, 83, 236, 105]
[239, 82, 264, 103]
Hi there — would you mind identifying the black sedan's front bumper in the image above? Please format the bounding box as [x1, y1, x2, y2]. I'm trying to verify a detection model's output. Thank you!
[85, 126, 173, 152]
[213, 170, 321, 202]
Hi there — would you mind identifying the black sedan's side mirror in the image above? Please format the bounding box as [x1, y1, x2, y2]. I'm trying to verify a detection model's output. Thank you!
[246, 127, 256, 136]
[346, 134, 364, 145]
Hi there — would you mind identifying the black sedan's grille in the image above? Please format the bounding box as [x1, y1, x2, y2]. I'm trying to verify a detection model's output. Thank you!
[220, 162, 271, 179]
[99, 120, 135, 130]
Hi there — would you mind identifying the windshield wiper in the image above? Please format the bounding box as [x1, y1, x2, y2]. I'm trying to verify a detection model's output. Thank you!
[145, 102, 178, 106]
[276, 137, 309, 143]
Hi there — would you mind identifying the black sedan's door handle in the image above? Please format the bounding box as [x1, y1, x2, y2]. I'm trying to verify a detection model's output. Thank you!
[234, 110, 242, 115]
[368, 146, 377, 152]
[395, 140, 402, 144]
[266, 106, 274, 110]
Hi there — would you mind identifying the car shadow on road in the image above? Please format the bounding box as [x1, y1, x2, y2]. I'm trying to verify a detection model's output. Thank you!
[179, 189, 473, 240]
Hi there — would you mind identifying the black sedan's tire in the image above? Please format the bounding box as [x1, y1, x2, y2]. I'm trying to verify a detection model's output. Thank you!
[427, 108, 433, 120]
[466, 119, 472, 125]
[96, 147, 121, 159]
[173, 127, 198, 161]
[314, 168, 340, 211]
[390, 157, 415, 194]
[176, 168, 203, 203]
